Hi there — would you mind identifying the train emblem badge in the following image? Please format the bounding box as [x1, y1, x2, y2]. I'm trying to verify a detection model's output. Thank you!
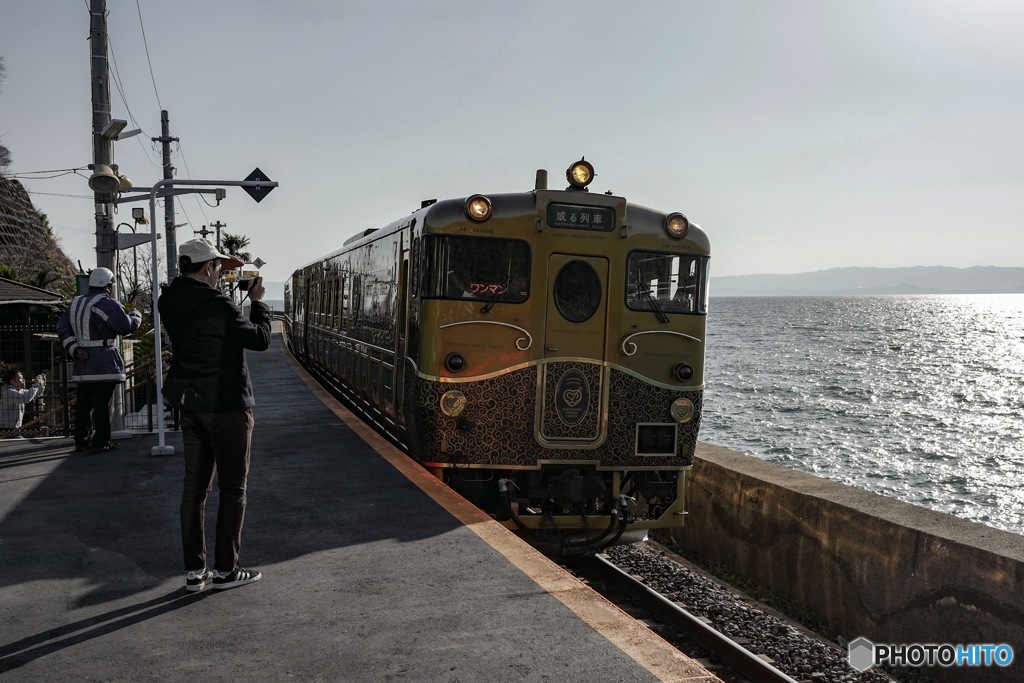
[555, 370, 590, 426]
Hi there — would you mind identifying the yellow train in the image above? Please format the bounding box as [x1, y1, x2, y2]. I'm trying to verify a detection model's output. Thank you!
[285, 159, 710, 555]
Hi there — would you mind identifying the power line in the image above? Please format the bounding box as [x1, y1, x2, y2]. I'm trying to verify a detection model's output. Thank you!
[24, 191, 94, 199]
[135, 0, 163, 111]
[107, 36, 160, 166]
[177, 201, 194, 228]
[174, 141, 211, 225]
[7, 167, 89, 179]
[107, 39, 141, 130]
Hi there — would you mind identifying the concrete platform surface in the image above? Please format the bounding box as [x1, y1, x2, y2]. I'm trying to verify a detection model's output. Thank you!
[0, 333, 717, 682]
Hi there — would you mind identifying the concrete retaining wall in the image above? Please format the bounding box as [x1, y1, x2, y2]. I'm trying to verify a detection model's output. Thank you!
[670, 443, 1024, 681]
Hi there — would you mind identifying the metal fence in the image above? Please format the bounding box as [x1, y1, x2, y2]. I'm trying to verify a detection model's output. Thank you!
[0, 322, 174, 441]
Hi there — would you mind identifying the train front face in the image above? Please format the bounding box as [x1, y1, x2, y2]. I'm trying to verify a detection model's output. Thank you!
[408, 161, 710, 554]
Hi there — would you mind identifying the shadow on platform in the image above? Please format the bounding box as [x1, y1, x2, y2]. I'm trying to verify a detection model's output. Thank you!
[0, 332, 461, 612]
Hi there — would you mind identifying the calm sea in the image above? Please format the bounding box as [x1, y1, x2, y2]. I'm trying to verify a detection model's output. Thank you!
[701, 295, 1024, 535]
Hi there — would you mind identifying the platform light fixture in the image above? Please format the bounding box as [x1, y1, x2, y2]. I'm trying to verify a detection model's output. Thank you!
[100, 118, 142, 140]
[101, 119, 128, 139]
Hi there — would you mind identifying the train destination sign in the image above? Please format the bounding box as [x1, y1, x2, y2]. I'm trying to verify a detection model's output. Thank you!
[547, 203, 615, 232]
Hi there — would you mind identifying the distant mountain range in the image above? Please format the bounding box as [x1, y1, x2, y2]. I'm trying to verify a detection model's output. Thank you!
[711, 266, 1024, 297]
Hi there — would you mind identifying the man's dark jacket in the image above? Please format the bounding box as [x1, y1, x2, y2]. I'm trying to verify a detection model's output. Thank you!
[158, 277, 271, 412]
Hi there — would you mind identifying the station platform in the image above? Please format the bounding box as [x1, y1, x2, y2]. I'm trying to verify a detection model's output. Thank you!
[0, 332, 719, 682]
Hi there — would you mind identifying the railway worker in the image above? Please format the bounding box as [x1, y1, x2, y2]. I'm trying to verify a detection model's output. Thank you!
[56, 267, 142, 452]
[158, 238, 271, 592]
[0, 369, 46, 430]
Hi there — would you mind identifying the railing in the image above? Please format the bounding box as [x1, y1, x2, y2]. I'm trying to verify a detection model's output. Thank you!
[119, 348, 178, 433]
[0, 322, 67, 440]
[0, 322, 177, 440]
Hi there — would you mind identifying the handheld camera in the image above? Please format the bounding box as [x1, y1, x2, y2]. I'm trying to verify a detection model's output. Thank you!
[238, 272, 260, 291]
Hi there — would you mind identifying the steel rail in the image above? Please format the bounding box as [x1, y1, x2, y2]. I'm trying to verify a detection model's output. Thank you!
[583, 554, 801, 683]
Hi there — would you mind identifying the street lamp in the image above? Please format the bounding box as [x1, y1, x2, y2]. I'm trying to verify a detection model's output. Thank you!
[101, 118, 143, 141]
[115, 222, 140, 297]
[110, 214, 146, 442]
[90, 120, 137, 191]
[101, 119, 128, 139]
[89, 119, 141, 252]
[115, 209, 158, 307]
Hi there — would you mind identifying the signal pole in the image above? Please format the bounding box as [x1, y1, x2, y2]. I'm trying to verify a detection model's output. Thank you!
[154, 110, 180, 279]
[89, 0, 115, 270]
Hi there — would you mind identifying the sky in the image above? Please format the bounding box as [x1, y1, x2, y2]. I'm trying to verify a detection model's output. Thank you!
[1, 0, 1022, 285]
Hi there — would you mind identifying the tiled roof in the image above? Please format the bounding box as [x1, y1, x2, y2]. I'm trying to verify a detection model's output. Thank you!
[0, 277, 63, 306]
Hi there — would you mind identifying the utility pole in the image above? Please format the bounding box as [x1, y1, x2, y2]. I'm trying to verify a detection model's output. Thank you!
[89, 0, 114, 270]
[154, 110, 180, 279]
[210, 220, 227, 250]
[196, 222, 227, 296]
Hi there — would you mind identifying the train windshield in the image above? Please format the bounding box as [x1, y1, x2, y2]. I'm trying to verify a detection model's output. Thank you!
[421, 235, 531, 303]
[626, 251, 709, 314]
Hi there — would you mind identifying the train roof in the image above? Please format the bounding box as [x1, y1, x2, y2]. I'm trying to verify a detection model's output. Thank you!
[294, 182, 709, 274]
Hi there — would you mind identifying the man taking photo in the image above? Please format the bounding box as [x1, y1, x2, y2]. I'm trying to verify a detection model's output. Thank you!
[158, 238, 271, 592]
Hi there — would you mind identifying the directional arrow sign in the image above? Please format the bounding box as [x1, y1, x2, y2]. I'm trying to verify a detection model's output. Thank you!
[242, 168, 275, 203]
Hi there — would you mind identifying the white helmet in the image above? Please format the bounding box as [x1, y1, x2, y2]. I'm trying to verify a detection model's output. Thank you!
[89, 267, 116, 288]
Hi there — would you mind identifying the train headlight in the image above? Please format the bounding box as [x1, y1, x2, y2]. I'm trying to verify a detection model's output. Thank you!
[670, 398, 694, 423]
[665, 212, 689, 239]
[566, 158, 595, 190]
[444, 352, 466, 373]
[464, 195, 492, 222]
[440, 390, 468, 417]
[673, 362, 694, 382]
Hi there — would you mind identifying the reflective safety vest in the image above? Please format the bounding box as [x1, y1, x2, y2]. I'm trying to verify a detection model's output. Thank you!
[56, 289, 142, 383]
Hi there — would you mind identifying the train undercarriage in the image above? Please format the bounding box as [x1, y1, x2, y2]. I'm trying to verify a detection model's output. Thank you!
[433, 464, 688, 556]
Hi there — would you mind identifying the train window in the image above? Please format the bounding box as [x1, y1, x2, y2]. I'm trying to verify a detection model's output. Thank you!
[626, 252, 709, 315]
[332, 278, 340, 328]
[421, 235, 530, 303]
[351, 275, 362, 323]
[312, 283, 321, 325]
[327, 278, 335, 328]
[553, 260, 602, 323]
[342, 276, 350, 331]
[410, 237, 420, 298]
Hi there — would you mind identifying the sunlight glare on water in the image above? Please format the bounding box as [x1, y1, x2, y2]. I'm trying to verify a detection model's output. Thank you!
[701, 294, 1024, 535]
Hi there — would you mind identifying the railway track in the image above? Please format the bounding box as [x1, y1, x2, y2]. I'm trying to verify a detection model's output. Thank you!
[568, 553, 797, 683]
[565, 543, 901, 683]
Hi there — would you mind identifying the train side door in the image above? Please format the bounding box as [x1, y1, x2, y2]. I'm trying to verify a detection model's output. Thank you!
[301, 273, 312, 359]
[393, 246, 409, 432]
[540, 254, 609, 444]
